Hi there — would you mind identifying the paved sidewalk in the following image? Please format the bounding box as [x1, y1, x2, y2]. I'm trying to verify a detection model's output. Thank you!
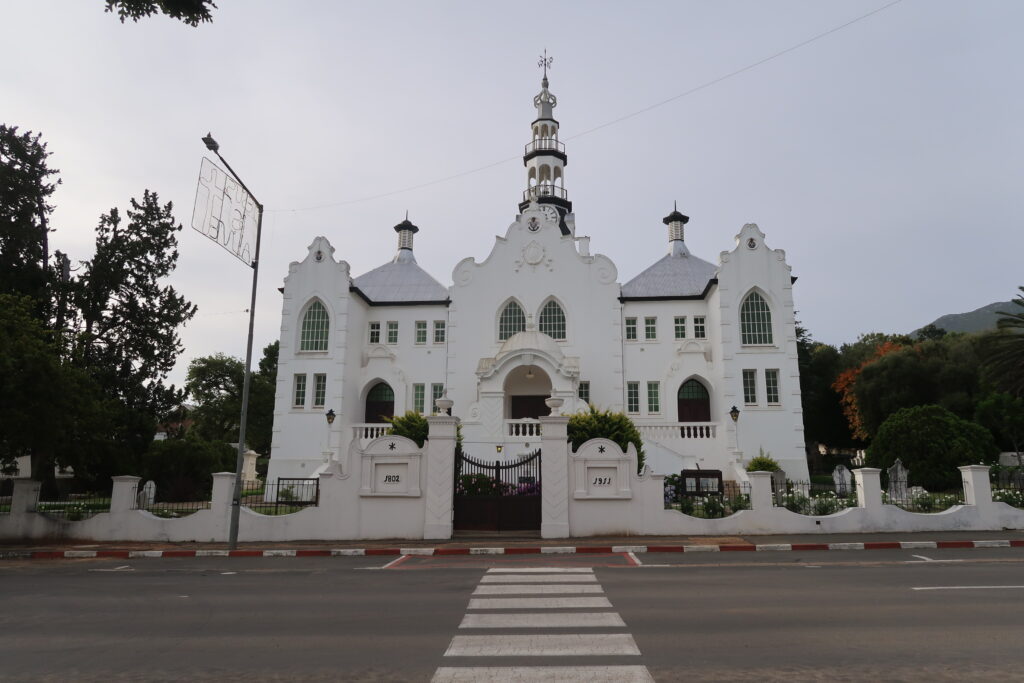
[3, 529, 1023, 559]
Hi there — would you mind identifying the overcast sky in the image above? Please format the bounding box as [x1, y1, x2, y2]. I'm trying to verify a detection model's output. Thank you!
[4, 0, 1021, 388]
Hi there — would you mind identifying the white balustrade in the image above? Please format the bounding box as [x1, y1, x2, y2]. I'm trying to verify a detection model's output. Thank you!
[351, 423, 390, 447]
[638, 422, 718, 440]
[505, 419, 543, 439]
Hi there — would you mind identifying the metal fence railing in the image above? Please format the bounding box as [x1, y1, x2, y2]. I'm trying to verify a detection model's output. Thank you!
[242, 478, 319, 516]
[664, 477, 751, 519]
[130, 481, 210, 518]
[779, 481, 858, 516]
[0, 479, 11, 515]
[37, 490, 111, 520]
[882, 486, 964, 513]
[990, 465, 1024, 509]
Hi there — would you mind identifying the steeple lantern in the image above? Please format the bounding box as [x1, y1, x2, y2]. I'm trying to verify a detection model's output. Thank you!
[663, 202, 691, 257]
[392, 213, 419, 264]
[518, 51, 572, 234]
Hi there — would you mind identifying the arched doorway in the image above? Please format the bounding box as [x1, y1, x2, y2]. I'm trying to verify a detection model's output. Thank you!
[504, 365, 553, 419]
[677, 379, 711, 422]
[365, 382, 395, 422]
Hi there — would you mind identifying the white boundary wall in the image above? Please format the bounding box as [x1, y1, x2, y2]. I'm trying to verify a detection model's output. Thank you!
[2, 415, 1023, 542]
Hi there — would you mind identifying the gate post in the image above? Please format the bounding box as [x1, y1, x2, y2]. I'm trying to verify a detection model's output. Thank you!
[539, 416, 570, 539]
[423, 414, 459, 539]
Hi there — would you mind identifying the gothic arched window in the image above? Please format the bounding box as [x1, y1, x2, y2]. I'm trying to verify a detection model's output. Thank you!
[740, 291, 773, 345]
[300, 300, 329, 351]
[538, 300, 566, 340]
[498, 301, 526, 341]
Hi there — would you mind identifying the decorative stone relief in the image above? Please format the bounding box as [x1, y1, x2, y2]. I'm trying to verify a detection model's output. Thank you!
[593, 254, 617, 284]
[514, 241, 552, 272]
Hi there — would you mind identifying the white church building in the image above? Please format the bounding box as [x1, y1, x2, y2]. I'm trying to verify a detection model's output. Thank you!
[266, 71, 809, 486]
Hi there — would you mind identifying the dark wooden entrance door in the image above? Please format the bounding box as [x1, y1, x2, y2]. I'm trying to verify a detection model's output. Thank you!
[677, 379, 711, 422]
[510, 395, 548, 419]
[453, 449, 541, 532]
[365, 382, 395, 422]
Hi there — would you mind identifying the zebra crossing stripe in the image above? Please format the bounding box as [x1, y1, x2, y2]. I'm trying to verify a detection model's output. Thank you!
[486, 567, 593, 573]
[472, 584, 603, 595]
[468, 597, 612, 609]
[432, 665, 654, 682]
[480, 573, 598, 583]
[444, 634, 641, 657]
[460, 613, 625, 629]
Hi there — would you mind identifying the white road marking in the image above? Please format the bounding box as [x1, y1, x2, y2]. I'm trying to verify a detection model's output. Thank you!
[87, 565, 133, 572]
[195, 550, 229, 557]
[612, 545, 648, 554]
[540, 546, 576, 554]
[432, 665, 654, 682]
[64, 551, 98, 558]
[900, 541, 938, 550]
[468, 597, 613, 610]
[128, 550, 164, 558]
[974, 540, 1010, 548]
[627, 551, 642, 566]
[330, 549, 365, 556]
[400, 547, 434, 555]
[756, 544, 792, 551]
[380, 555, 407, 569]
[912, 585, 1024, 591]
[220, 572, 237, 575]
[470, 547, 504, 555]
[473, 584, 604, 595]
[828, 542, 865, 551]
[480, 574, 598, 583]
[486, 567, 593, 573]
[460, 613, 626, 629]
[906, 555, 964, 564]
[444, 634, 641, 657]
[262, 549, 296, 557]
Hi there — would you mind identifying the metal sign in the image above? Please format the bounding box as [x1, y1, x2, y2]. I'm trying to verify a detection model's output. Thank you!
[191, 156, 258, 266]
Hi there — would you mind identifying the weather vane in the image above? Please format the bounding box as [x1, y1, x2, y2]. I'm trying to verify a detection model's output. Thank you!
[538, 49, 553, 79]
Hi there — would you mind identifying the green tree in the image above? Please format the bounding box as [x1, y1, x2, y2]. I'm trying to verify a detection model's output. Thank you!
[981, 287, 1024, 397]
[974, 392, 1024, 463]
[185, 341, 278, 455]
[139, 436, 234, 502]
[915, 324, 947, 341]
[852, 334, 985, 440]
[105, 0, 216, 26]
[796, 324, 856, 453]
[0, 125, 59, 310]
[866, 405, 998, 490]
[567, 406, 645, 472]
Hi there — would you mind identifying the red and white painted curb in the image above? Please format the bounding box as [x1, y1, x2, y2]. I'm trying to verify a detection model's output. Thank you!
[4, 539, 1022, 560]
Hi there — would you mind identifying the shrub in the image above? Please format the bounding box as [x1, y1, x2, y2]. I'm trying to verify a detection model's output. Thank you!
[812, 496, 840, 516]
[746, 452, 781, 473]
[703, 497, 725, 518]
[729, 495, 750, 512]
[457, 473, 508, 496]
[866, 405, 999, 490]
[567, 406, 645, 472]
[386, 411, 463, 454]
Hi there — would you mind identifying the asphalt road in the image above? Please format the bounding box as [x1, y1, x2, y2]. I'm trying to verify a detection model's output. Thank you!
[3, 548, 1024, 681]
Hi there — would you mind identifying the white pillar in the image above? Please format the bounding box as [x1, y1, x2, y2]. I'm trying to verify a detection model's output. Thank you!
[853, 468, 882, 510]
[110, 475, 141, 514]
[959, 465, 993, 509]
[10, 479, 41, 514]
[747, 471, 774, 512]
[423, 415, 459, 539]
[539, 416, 570, 538]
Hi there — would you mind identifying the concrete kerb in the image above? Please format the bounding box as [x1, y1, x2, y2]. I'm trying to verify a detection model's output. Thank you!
[4, 538, 1024, 560]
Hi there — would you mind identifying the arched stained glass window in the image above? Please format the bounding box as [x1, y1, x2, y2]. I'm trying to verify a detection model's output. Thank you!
[740, 292, 773, 345]
[538, 300, 566, 340]
[498, 301, 526, 340]
[300, 300, 329, 351]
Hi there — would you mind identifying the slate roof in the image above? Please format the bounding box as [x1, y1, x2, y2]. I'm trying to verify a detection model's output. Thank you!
[620, 244, 718, 299]
[351, 251, 449, 303]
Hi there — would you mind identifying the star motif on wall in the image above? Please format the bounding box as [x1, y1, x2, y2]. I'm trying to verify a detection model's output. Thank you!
[598, 445, 606, 454]
[388, 442, 396, 451]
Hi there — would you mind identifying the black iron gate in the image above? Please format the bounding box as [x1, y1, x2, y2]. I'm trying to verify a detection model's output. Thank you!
[453, 449, 541, 531]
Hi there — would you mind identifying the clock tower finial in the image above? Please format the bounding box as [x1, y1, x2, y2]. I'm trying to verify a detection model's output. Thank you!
[519, 53, 572, 235]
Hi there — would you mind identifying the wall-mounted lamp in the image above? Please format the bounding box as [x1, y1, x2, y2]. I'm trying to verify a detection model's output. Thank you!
[325, 409, 336, 425]
[525, 367, 535, 380]
[496, 445, 503, 454]
[729, 406, 740, 423]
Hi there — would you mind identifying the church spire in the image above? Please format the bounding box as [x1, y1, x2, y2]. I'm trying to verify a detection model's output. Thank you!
[392, 212, 419, 263]
[519, 51, 572, 234]
[663, 202, 691, 257]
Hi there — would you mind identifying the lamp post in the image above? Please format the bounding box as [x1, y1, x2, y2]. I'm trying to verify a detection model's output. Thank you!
[203, 133, 264, 550]
[729, 405, 741, 457]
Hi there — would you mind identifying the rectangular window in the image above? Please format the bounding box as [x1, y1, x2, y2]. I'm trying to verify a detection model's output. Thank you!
[413, 383, 425, 414]
[292, 374, 307, 408]
[694, 316, 706, 339]
[625, 317, 637, 341]
[433, 320, 446, 343]
[312, 373, 327, 408]
[674, 316, 687, 339]
[627, 382, 640, 413]
[387, 321, 398, 344]
[742, 369, 757, 405]
[415, 321, 427, 344]
[431, 383, 444, 412]
[647, 381, 660, 413]
[578, 381, 590, 404]
[765, 369, 780, 405]
[644, 316, 657, 340]
[368, 321, 381, 344]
